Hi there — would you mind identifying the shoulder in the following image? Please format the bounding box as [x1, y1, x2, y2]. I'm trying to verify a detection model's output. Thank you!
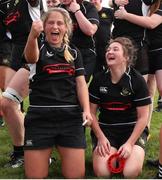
[129, 67, 147, 89]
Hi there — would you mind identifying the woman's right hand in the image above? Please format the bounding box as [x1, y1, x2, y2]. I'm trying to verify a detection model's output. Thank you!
[30, 20, 44, 39]
[95, 136, 111, 157]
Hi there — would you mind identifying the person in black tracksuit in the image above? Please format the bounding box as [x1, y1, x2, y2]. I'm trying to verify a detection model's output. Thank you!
[24, 7, 92, 178]
[110, 0, 157, 76]
[89, 37, 151, 178]
[60, 0, 99, 82]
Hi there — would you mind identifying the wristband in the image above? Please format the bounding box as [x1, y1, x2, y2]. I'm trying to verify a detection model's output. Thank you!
[74, 9, 80, 14]
[107, 153, 125, 174]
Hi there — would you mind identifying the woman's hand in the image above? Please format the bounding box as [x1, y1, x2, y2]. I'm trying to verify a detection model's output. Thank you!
[30, 20, 43, 39]
[95, 136, 111, 157]
[69, 0, 80, 13]
[82, 112, 93, 127]
[114, 6, 128, 19]
[118, 142, 133, 159]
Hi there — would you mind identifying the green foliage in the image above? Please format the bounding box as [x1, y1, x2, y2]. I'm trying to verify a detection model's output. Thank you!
[0, 96, 161, 179]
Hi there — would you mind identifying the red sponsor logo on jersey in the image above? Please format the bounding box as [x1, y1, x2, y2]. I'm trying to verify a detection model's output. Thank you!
[4, 11, 20, 26]
[43, 64, 75, 75]
[100, 102, 131, 111]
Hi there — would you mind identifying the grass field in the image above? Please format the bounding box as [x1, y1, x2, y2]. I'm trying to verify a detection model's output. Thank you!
[0, 95, 161, 179]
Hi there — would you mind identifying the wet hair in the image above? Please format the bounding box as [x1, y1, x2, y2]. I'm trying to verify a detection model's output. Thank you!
[41, 7, 74, 62]
[107, 37, 137, 66]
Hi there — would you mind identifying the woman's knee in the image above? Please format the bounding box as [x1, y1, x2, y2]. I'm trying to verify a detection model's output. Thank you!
[1, 97, 13, 113]
[93, 162, 111, 178]
[123, 165, 142, 178]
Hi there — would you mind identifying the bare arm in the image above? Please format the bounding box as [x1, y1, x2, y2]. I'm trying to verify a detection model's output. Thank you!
[90, 103, 111, 156]
[69, 0, 98, 36]
[76, 75, 92, 125]
[115, 6, 162, 29]
[24, 20, 43, 63]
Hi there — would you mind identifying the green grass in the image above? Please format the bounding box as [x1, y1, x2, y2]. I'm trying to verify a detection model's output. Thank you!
[0, 95, 161, 179]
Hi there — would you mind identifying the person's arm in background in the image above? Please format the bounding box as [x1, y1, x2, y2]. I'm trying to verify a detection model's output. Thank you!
[114, 6, 162, 29]
[68, 0, 98, 36]
[24, 20, 43, 63]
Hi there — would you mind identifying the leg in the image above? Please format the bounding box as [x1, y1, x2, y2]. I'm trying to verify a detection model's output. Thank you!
[57, 146, 85, 178]
[1, 68, 29, 146]
[25, 148, 52, 178]
[147, 74, 156, 129]
[0, 66, 14, 127]
[123, 145, 145, 178]
[92, 147, 117, 178]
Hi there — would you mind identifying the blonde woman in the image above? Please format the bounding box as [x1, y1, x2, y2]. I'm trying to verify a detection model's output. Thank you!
[24, 8, 92, 178]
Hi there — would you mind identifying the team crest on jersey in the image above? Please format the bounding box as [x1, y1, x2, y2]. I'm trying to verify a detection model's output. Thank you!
[100, 86, 108, 94]
[120, 87, 131, 96]
[46, 51, 54, 57]
[101, 13, 107, 19]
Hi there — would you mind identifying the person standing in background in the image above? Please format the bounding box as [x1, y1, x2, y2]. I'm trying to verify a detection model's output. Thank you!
[1, 0, 47, 168]
[90, 0, 114, 73]
[60, 0, 99, 82]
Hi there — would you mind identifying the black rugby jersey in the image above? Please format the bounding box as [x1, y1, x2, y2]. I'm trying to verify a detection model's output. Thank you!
[148, 3, 162, 50]
[112, 0, 150, 47]
[29, 41, 85, 106]
[95, 7, 113, 66]
[0, 0, 44, 44]
[89, 67, 151, 126]
[61, 1, 99, 49]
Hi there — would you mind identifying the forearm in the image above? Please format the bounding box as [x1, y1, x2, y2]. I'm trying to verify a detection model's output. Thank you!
[24, 34, 39, 64]
[91, 114, 105, 139]
[75, 11, 98, 36]
[124, 13, 154, 29]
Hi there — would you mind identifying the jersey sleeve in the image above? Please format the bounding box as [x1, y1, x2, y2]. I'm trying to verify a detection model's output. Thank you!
[132, 73, 151, 107]
[72, 46, 85, 77]
[83, 2, 99, 26]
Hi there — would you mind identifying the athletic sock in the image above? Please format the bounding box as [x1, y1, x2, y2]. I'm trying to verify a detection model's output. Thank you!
[159, 163, 162, 178]
[13, 145, 24, 157]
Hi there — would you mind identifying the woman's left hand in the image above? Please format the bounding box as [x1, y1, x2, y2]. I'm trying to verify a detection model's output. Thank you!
[118, 142, 133, 159]
[82, 112, 93, 127]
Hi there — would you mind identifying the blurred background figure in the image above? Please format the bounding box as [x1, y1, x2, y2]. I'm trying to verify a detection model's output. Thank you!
[89, 0, 113, 74]
[46, 0, 60, 8]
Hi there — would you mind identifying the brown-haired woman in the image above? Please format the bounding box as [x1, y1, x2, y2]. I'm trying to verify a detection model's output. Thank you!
[89, 37, 151, 178]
